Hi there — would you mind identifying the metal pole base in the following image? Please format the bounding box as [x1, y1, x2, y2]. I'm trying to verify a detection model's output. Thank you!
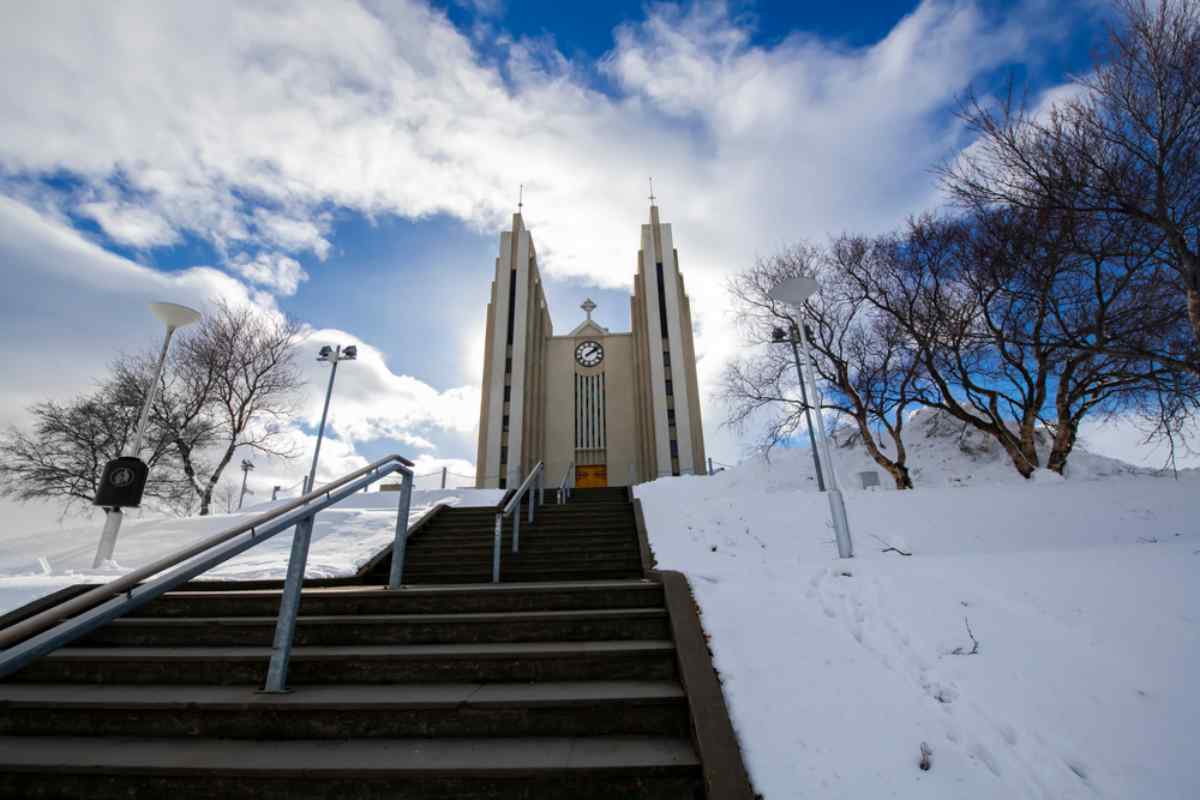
[93, 509, 124, 569]
[263, 516, 315, 693]
[828, 488, 853, 559]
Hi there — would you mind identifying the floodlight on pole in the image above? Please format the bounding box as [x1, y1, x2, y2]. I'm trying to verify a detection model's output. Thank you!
[766, 277, 854, 559]
[93, 301, 202, 568]
[238, 459, 255, 511]
[304, 344, 357, 494]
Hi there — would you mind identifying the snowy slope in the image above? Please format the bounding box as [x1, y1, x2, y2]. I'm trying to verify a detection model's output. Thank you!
[739, 407, 1165, 493]
[0, 488, 503, 615]
[635, 420, 1200, 798]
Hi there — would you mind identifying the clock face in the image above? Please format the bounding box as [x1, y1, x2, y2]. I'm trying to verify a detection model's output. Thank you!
[575, 340, 604, 368]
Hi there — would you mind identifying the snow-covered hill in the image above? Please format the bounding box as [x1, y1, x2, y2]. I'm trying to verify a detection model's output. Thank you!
[636, 421, 1200, 799]
[729, 407, 1172, 494]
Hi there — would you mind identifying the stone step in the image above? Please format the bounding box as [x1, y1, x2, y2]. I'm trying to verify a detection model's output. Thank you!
[403, 542, 637, 558]
[75, 608, 670, 647]
[403, 550, 640, 567]
[424, 522, 638, 534]
[141, 581, 665, 618]
[0, 734, 702, 799]
[0, 681, 688, 739]
[10, 641, 678, 685]
[400, 567, 644, 583]
[407, 533, 637, 548]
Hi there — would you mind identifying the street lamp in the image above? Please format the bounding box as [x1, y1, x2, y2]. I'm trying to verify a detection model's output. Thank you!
[304, 344, 357, 494]
[93, 301, 202, 568]
[237, 459, 255, 511]
[772, 325, 826, 492]
[767, 276, 854, 559]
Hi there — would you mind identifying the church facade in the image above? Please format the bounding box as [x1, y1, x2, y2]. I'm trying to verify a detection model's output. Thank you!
[474, 204, 706, 489]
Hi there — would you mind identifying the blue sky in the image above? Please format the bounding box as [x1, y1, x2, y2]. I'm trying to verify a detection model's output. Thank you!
[3, 0, 1163, 529]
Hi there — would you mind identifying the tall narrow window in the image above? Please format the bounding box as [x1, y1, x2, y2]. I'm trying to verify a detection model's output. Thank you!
[505, 268, 517, 347]
[655, 262, 669, 339]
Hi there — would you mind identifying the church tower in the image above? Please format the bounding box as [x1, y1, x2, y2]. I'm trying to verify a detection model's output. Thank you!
[474, 203, 705, 489]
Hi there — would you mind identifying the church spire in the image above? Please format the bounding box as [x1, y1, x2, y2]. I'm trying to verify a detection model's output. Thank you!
[648, 178, 660, 226]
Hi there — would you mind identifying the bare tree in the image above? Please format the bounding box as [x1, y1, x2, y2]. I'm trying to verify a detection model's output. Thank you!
[723, 244, 922, 489]
[941, 0, 1200, 362]
[0, 384, 191, 514]
[168, 301, 304, 515]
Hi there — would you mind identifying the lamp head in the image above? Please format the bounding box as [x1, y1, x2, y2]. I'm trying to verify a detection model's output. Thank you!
[771, 327, 787, 343]
[317, 345, 334, 361]
[767, 275, 819, 307]
[342, 345, 357, 360]
[149, 302, 202, 330]
[241, 459, 254, 471]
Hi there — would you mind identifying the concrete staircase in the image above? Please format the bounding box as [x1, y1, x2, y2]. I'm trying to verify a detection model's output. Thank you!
[0, 487, 730, 798]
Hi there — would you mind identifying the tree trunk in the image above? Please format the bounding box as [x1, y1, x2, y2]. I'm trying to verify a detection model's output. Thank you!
[999, 436, 1037, 478]
[198, 441, 238, 516]
[883, 462, 914, 490]
[856, 414, 913, 490]
[1046, 421, 1076, 475]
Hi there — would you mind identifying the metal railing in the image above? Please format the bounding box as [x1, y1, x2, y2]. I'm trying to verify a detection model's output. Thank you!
[557, 461, 575, 504]
[0, 454, 416, 692]
[492, 462, 544, 583]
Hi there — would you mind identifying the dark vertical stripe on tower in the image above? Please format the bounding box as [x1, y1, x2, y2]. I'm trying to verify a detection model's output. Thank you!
[505, 269, 517, 347]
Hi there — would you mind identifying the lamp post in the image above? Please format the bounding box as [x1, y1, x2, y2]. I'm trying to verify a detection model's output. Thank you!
[237, 459, 255, 511]
[304, 344, 357, 494]
[772, 325, 826, 491]
[767, 276, 854, 559]
[93, 302, 202, 568]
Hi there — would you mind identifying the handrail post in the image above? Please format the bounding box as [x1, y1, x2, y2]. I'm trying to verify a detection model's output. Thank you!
[492, 513, 502, 583]
[512, 497, 521, 554]
[262, 513, 316, 693]
[528, 481, 535, 526]
[538, 467, 545, 506]
[387, 470, 414, 589]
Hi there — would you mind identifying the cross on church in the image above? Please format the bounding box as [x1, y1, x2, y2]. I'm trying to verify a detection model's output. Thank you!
[581, 298, 597, 321]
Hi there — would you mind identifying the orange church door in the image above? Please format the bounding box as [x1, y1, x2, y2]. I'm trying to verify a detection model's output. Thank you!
[575, 465, 608, 488]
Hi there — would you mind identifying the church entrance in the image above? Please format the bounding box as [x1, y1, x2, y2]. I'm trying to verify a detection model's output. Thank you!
[575, 464, 608, 488]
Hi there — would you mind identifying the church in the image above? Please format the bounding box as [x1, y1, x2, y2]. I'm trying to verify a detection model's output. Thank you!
[474, 202, 706, 489]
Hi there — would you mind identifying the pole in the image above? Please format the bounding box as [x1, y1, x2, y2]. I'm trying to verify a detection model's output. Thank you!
[796, 312, 853, 559]
[787, 332, 826, 491]
[440, 466, 447, 489]
[306, 350, 340, 494]
[237, 464, 251, 511]
[93, 325, 176, 569]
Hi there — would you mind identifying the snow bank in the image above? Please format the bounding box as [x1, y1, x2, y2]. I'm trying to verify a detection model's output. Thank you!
[0, 488, 503, 615]
[636, 447, 1200, 797]
[731, 407, 1160, 494]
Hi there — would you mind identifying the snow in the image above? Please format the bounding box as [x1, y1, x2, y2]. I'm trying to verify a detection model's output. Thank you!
[1, 405, 1197, 797]
[0, 488, 503, 616]
[635, 411, 1200, 798]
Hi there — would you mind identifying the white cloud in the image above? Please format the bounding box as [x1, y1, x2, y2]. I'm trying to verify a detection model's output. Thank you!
[230, 251, 309, 295]
[0, 0, 1073, 465]
[298, 327, 481, 446]
[77, 200, 179, 248]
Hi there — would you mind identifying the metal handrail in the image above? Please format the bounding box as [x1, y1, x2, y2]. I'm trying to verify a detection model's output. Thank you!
[0, 453, 416, 691]
[557, 461, 575, 504]
[492, 462, 544, 583]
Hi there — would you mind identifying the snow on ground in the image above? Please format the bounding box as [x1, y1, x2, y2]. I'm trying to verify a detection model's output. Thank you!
[0, 488, 503, 616]
[636, 412, 1200, 799]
